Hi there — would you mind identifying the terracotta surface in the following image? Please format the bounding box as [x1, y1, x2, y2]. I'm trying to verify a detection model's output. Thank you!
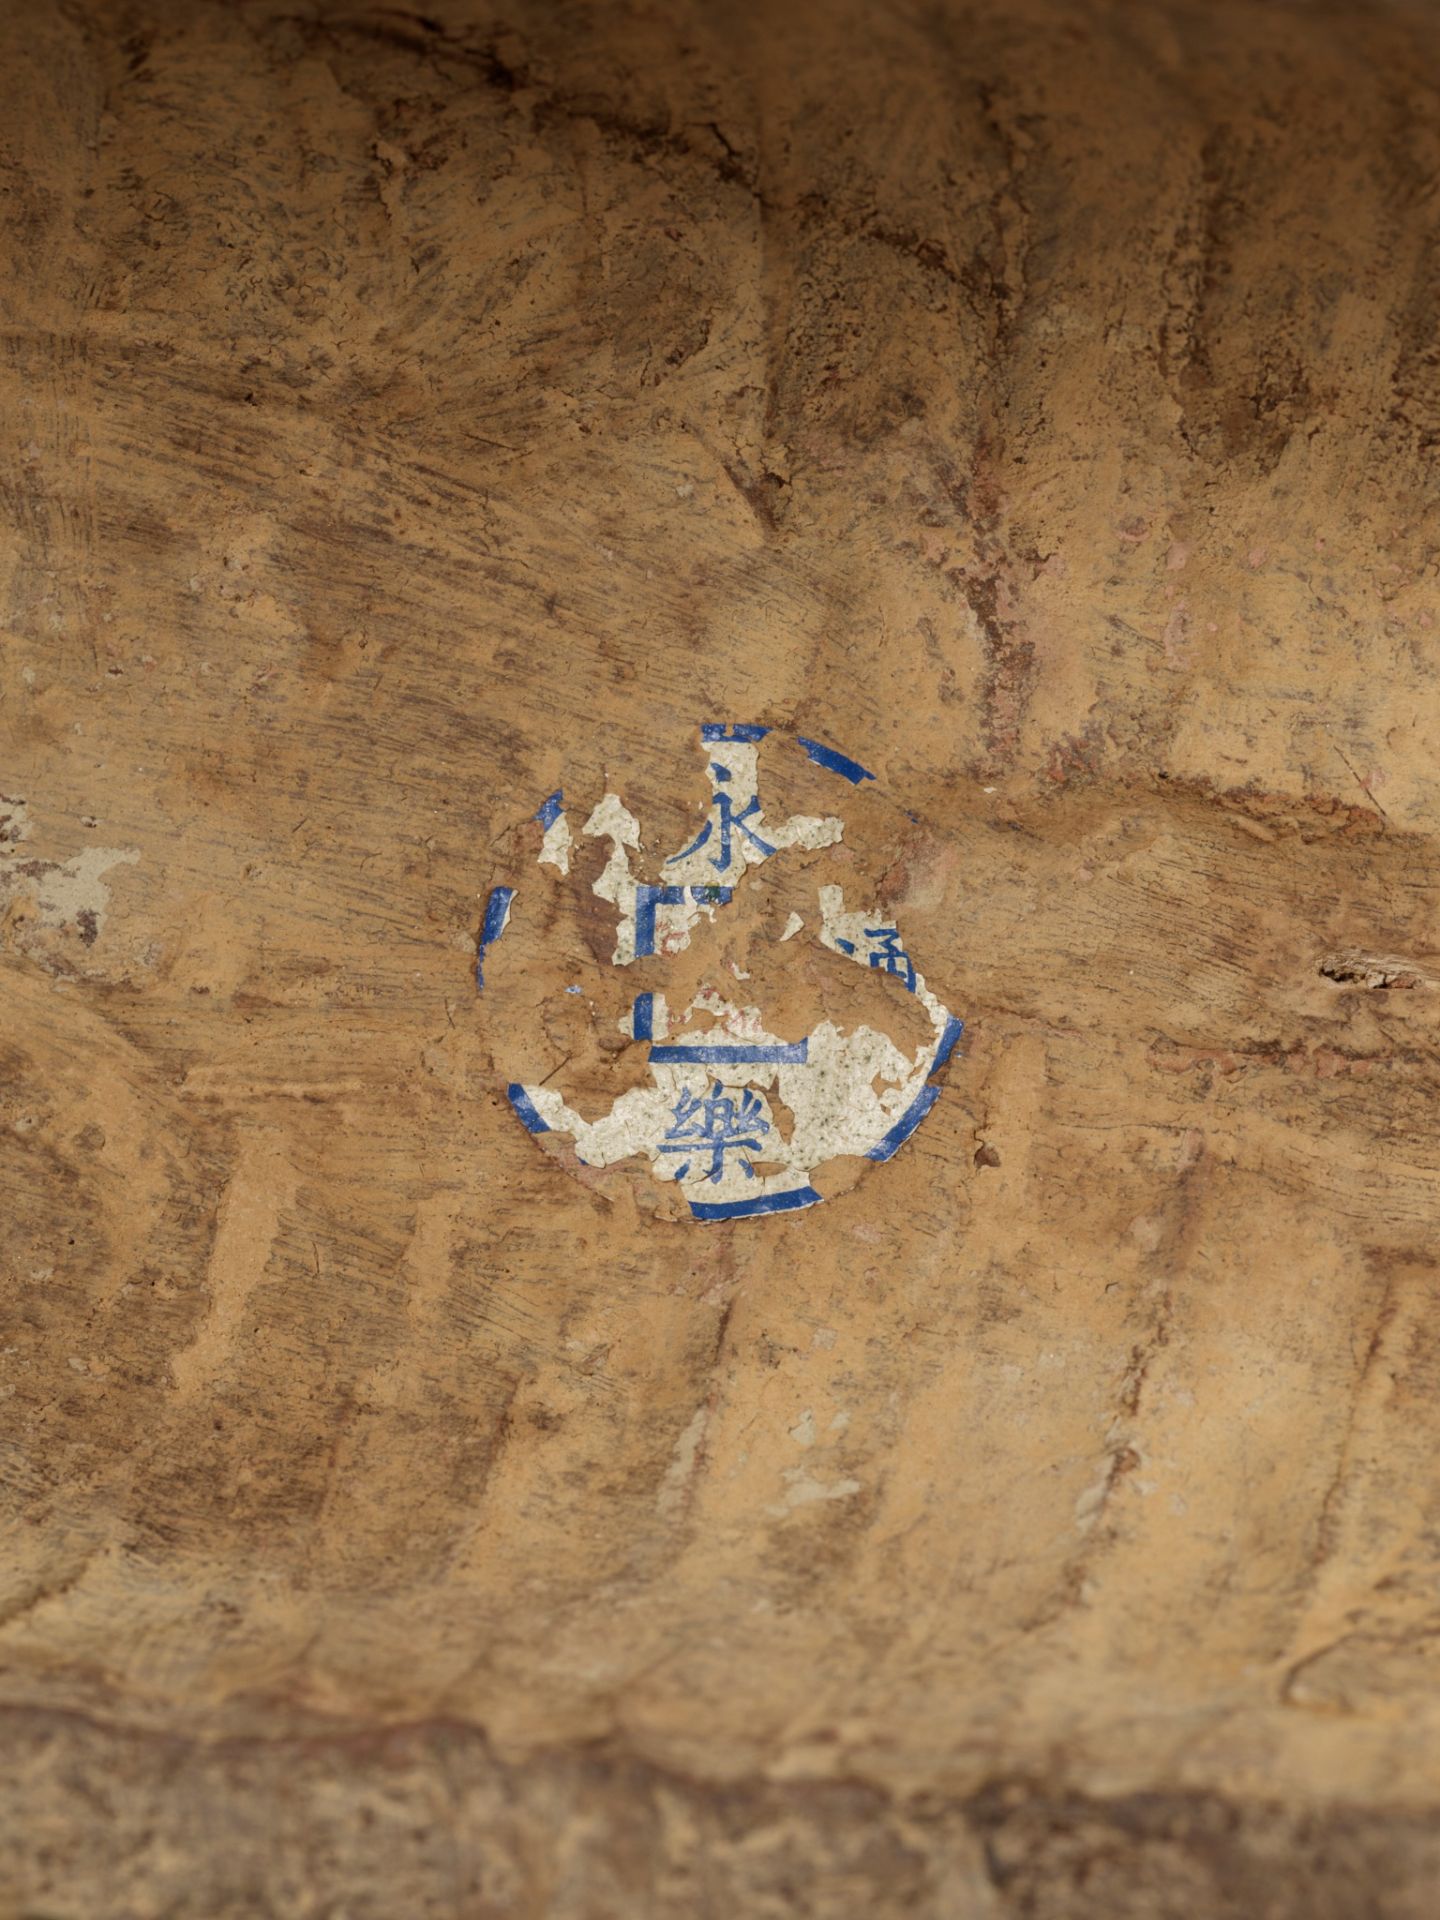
[3, 0, 1439, 1911]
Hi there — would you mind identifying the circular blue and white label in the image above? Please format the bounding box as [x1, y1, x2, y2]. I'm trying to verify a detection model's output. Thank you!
[478, 724, 962, 1222]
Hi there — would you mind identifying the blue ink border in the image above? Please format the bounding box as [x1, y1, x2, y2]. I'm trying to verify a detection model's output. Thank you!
[507, 1083, 550, 1134]
[650, 1041, 808, 1065]
[689, 1184, 823, 1222]
[796, 736, 875, 785]
[476, 885, 515, 990]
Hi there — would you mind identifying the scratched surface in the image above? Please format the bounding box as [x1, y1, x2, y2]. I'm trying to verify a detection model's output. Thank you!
[2, 0, 1440, 1912]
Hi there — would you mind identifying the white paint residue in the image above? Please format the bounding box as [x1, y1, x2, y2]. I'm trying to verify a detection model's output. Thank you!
[538, 810, 573, 875]
[780, 912, 805, 942]
[652, 888, 725, 958]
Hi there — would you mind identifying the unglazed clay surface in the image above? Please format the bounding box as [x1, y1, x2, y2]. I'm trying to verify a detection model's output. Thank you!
[2, 0, 1439, 1911]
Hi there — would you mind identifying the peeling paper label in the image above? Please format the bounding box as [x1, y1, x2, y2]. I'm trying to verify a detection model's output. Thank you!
[481, 725, 962, 1223]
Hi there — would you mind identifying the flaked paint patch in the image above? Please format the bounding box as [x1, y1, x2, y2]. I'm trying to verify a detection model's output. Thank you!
[171, 1127, 296, 1395]
[582, 793, 643, 965]
[0, 794, 32, 846]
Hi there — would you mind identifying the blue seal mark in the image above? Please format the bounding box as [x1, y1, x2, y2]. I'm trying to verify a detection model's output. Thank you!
[488, 723, 963, 1221]
[796, 736, 876, 785]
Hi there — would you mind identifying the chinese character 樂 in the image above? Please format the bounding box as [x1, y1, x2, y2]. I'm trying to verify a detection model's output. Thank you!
[660, 1082, 770, 1182]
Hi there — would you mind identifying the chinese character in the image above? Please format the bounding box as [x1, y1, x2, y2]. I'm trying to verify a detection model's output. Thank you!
[659, 1082, 770, 1182]
[667, 765, 776, 874]
[864, 926, 916, 991]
